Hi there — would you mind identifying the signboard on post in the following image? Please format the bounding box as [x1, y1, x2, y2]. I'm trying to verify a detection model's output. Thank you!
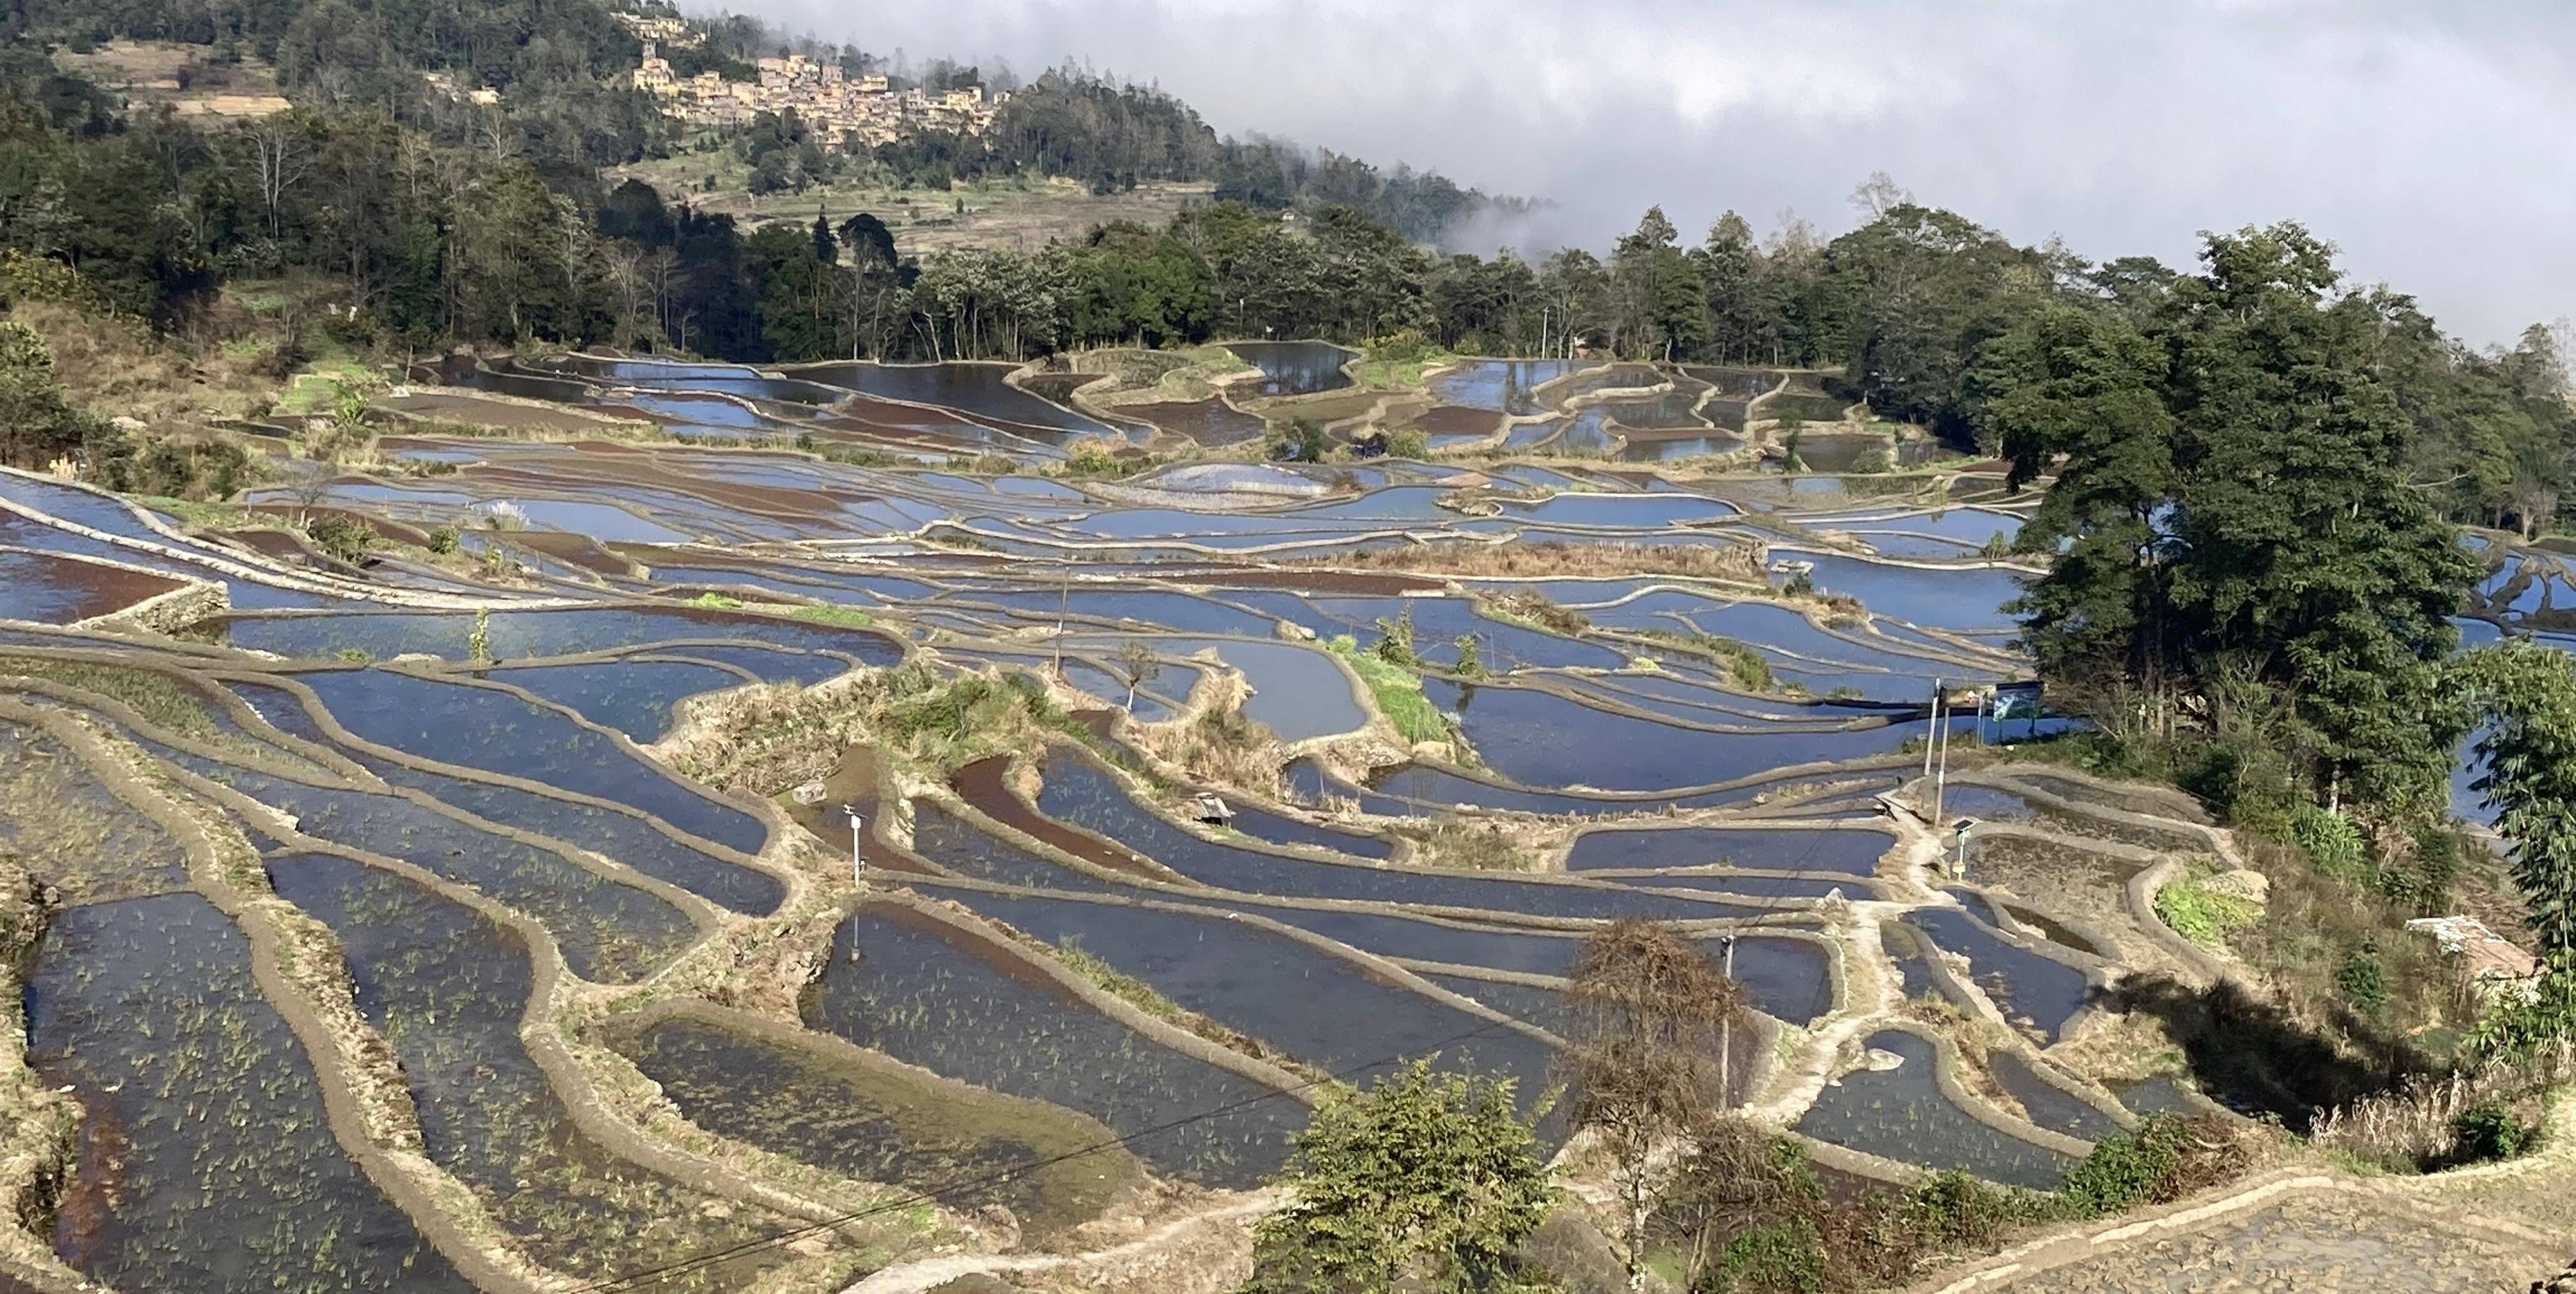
[1991, 680, 2044, 740]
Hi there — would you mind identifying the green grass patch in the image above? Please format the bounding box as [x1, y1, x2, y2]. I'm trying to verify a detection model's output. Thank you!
[2152, 869, 2263, 950]
[1637, 628, 1772, 692]
[130, 495, 257, 528]
[271, 358, 375, 416]
[1356, 349, 1453, 388]
[1327, 634, 1455, 745]
[788, 603, 873, 628]
[686, 592, 746, 610]
[0, 657, 221, 739]
[1053, 936, 1189, 1027]
[1180, 342, 1254, 375]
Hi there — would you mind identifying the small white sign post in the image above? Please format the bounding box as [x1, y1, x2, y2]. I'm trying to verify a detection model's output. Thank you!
[842, 805, 867, 888]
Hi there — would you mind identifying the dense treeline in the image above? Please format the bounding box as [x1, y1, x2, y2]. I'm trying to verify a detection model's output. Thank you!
[861, 68, 1515, 243]
[9, 0, 1514, 238]
[9, 0, 664, 170]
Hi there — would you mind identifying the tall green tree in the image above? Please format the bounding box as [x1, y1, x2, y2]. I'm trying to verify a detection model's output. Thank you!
[1243, 1060, 1556, 1294]
[2462, 641, 2576, 954]
[1979, 225, 2476, 816]
[1976, 304, 2177, 696]
[2163, 224, 2476, 812]
[1611, 206, 1706, 360]
[0, 321, 103, 470]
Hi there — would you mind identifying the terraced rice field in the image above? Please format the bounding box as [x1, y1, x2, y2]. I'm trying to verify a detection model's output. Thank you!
[0, 348, 2406, 1292]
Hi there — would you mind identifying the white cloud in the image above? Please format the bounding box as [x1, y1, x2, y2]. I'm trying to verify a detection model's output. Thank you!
[711, 0, 2576, 344]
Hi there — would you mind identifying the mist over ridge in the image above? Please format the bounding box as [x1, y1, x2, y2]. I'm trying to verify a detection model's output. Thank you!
[710, 0, 2576, 345]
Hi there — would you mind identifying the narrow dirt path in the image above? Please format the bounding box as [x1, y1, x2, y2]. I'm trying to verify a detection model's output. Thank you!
[842, 1192, 1278, 1294]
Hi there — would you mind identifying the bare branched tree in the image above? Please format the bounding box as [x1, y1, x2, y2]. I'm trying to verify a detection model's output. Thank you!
[1655, 1114, 1805, 1291]
[1111, 639, 1161, 712]
[1564, 918, 1751, 1294]
[243, 115, 312, 240]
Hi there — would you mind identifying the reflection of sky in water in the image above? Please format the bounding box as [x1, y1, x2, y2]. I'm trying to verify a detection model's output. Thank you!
[1427, 358, 1592, 413]
[1224, 340, 1357, 397]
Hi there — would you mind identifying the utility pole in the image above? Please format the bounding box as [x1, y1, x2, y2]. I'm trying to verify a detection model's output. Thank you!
[1920, 678, 1943, 783]
[1718, 933, 1738, 1104]
[1931, 684, 1955, 829]
[1051, 565, 1070, 676]
[841, 804, 867, 888]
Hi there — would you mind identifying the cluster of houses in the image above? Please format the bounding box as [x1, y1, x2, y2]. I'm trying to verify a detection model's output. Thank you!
[628, 41, 1005, 147]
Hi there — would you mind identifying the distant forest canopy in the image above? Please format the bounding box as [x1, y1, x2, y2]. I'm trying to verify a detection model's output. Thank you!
[1, 0, 1523, 243]
[2, 0, 2572, 535]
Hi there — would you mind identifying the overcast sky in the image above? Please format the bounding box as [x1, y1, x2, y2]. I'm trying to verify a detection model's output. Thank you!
[714, 0, 2573, 346]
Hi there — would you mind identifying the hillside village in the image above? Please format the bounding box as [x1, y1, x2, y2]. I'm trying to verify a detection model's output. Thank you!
[622, 12, 1004, 146]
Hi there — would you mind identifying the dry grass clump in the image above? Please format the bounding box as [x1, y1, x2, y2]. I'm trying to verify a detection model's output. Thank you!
[1485, 590, 1589, 637]
[1299, 540, 1765, 584]
[1392, 819, 1542, 872]
[1128, 676, 1282, 793]
[1133, 696, 1282, 788]
[1652, 1111, 2260, 1292]
[1896, 993, 2035, 1118]
[2310, 1042, 2572, 1171]
[8, 298, 283, 433]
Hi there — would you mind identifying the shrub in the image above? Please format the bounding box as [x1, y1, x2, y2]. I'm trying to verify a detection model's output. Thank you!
[2152, 873, 2263, 950]
[1659, 1123, 2051, 1291]
[1246, 1061, 1555, 1294]
[1451, 634, 1486, 680]
[2055, 1115, 2246, 1219]
[2290, 805, 2368, 882]
[1062, 438, 1128, 476]
[2469, 954, 2576, 1056]
[2391, 823, 2461, 915]
[1905, 1171, 2036, 1249]
[2450, 1099, 2530, 1162]
[1372, 607, 1420, 667]
[303, 514, 376, 563]
[1383, 426, 1430, 460]
[2336, 947, 2388, 1018]
[1276, 417, 1328, 463]
[425, 526, 459, 555]
[1368, 329, 1437, 364]
[1706, 1219, 1825, 1293]
[1703, 636, 1773, 692]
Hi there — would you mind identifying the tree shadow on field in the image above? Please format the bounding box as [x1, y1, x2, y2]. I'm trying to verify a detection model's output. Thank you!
[2112, 974, 2418, 1129]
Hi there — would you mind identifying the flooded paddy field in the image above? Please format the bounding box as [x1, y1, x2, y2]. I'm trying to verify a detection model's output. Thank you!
[0, 351, 2278, 1289]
